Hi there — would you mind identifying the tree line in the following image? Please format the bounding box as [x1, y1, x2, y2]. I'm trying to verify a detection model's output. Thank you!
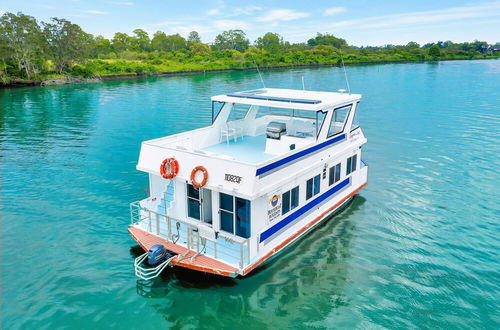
[1, 11, 498, 83]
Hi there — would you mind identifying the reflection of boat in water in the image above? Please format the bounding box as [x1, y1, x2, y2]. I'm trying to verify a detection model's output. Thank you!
[128, 88, 368, 278]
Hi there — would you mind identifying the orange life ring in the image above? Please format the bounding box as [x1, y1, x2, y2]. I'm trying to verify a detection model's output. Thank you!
[160, 158, 179, 179]
[190, 166, 208, 188]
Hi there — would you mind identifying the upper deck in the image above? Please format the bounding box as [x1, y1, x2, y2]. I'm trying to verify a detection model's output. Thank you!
[212, 88, 361, 111]
[137, 88, 366, 198]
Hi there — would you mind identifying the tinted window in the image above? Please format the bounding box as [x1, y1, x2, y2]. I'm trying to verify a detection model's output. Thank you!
[235, 197, 251, 238]
[282, 190, 290, 215]
[291, 186, 299, 209]
[328, 105, 352, 137]
[220, 193, 233, 211]
[351, 103, 360, 131]
[212, 101, 225, 123]
[313, 175, 321, 195]
[188, 184, 199, 199]
[306, 178, 313, 200]
[187, 199, 200, 220]
[227, 103, 251, 122]
[316, 111, 327, 137]
[220, 210, 233, 233]
[255, 106, 293, 118]
[329, 163, 341, 186]
[346, 155, 357, 175]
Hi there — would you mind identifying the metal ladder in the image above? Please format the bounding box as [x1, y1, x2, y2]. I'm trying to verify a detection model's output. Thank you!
[134, 253, 176, 280]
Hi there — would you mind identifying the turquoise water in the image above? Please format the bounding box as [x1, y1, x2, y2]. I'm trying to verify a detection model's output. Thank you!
[1, 60, 499, 329]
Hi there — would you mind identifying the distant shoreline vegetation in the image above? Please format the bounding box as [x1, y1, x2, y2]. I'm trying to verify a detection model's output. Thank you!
[1, 12, 499, 87]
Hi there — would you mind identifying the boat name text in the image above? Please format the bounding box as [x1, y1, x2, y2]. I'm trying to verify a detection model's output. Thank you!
[225, 173, 242, 184]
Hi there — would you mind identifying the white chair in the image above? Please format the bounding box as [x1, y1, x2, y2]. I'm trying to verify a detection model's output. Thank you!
[228, 121, 244, 141]
[220, 123, 236, 144]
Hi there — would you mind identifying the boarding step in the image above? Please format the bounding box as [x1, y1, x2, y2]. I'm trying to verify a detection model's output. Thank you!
[156, 180, 175, 215]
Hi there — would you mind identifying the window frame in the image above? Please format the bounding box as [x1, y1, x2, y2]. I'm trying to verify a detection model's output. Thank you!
[350, 101, 361, 132]
[316, 110, 327, 138]
[226, 103, 252, 122]
[211, 101, 226, 124]
[346, 154, 358, 176]
[219, 193, 251, 238]
[329, 163, 341, 186]
[282, 185, 300, 216]
[306, 174, 321, 200]
[327, 104, 353, 138]
[187, 184, 202, 220]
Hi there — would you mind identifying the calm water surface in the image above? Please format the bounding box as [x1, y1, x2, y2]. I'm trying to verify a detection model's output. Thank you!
[1, 60, 499, 329]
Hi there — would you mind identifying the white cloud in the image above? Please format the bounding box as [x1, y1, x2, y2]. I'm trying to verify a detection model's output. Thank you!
[323, 1, 500, 30]
[112, 1, 134, 6]
[256, 9, 309, 22]
[208, 9, 220, 16]
[324, 7, 346, 16]
[231, 5, 262, 16]
[208, 4, 261, 17]
[213, 20, 248, 30]
[81, 10, 110, 15]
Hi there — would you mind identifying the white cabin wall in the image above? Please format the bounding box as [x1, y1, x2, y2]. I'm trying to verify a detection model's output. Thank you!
[211, 192, 220, 231]
[150, 174, 168, 198]
[250, 196, 267, 236]
[255, 145, 367, 261]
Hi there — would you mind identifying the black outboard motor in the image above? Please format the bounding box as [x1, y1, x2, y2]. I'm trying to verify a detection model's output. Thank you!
[148, 244, 168, 266]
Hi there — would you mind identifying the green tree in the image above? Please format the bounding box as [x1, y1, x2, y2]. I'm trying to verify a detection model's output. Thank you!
[214, 29, 249, 52]
[189, 42, 210, 54]
[43, 17, 93, 73]
[0, 12, 46, 78]
[112, 32, 132, 52]
[187, 31, 201, 43]
[151, 31, 168, 51]
[131, 28, 150, 52]
[255, 32, 283, 53]
[93, 35, 112, 56]
[307, 33, 347, 49]
[428, 44, 441, 59]
[406, 41, 420, 49]
[165, 34, 187, 51]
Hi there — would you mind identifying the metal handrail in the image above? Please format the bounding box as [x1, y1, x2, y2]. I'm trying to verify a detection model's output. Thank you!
[134, 252, 176, 280]
[130, 200, 251, 268]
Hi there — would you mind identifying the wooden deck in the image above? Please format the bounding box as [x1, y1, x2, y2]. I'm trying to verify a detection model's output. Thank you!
[129, 226, 239, 277]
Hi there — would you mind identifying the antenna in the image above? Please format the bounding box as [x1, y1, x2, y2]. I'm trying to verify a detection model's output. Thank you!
[340, 51, 351, 94]
[251, 55, 266, 89]
[301, 76, 305, 91]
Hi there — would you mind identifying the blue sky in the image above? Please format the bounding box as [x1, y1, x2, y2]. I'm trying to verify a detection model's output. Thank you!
[2, 0, 499, 45]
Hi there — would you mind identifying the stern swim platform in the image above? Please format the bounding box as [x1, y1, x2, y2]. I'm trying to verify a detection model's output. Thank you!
[129, 88, 368, 278]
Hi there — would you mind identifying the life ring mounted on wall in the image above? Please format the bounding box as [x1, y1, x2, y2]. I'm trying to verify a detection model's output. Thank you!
[190, 166, 208, 188]
[160, 158, 179, 179]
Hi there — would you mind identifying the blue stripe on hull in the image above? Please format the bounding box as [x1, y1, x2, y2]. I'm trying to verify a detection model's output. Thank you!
[256, 134, 346, 177]
[258, 196, 354, 267]
[259, 176, 351, 243]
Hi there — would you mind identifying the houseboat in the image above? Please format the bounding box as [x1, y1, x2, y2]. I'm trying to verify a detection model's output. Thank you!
[129, 88, 368, 279]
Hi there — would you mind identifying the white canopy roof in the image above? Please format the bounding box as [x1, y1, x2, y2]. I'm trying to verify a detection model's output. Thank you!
[211, 88, 362, 111]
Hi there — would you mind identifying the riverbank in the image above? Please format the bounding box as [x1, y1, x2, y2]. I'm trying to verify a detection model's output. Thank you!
[2, 57, 498, 88]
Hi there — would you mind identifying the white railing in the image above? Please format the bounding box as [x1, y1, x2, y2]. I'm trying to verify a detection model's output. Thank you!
[130, 200, 251, 269]
[134, 252, 175, 280]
